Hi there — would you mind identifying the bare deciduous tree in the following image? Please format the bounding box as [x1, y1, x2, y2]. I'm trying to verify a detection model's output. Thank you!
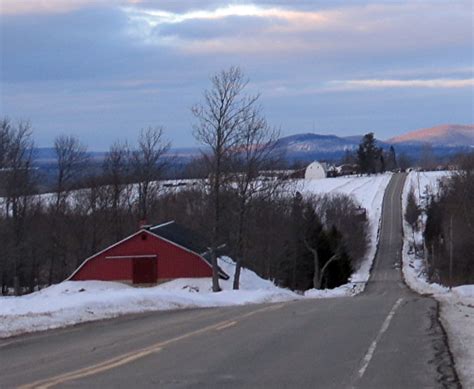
[316, 194, 369, 266]
[54, 135, 88, 209]
[70, 175, 109, 268]
[49, 135, 88, 284]
[302, 203, 323, 289]
[231, 111, 281, 289]
[132, 127, 170, 220]
[103, 141, 132, 240]
[0, 120, 36, 294]
[425, 153, 474, 285]
[192, 66, 259, 292]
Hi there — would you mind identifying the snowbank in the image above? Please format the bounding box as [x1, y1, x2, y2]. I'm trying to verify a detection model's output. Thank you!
[401, 171, 474, 388]
[304, 282, 364, 298]
[0, 255, 369, 339]
[0, 258, 301, 338]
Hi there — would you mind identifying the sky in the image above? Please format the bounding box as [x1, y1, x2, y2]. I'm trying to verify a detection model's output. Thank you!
[0, 0, 473, 150]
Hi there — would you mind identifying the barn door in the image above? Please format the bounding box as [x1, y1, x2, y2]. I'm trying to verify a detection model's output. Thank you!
[132, 258, 157, 284]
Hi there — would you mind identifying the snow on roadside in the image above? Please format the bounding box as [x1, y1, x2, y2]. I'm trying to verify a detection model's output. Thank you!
[438, 290, 474, 389]
[0, 257, 300, 338]
[304, 283, 364, 298]
[300, 173, 392, 289]
[0, 253, 369, 339]
[401, 171, 474, 388]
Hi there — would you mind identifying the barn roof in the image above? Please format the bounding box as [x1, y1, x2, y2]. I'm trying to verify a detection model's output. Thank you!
[151, 221, 207, 255]
[150, 221, 229, 280]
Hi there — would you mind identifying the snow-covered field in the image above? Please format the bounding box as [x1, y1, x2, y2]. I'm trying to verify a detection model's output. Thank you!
[402, 171, 474, 388]
[0, 174, 391, 338]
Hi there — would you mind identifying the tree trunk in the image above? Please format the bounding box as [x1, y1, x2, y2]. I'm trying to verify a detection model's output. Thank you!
[233, 201, 246, 290]
[292, 254, 297, 291]
[112, 191, 122, 242]
[29, 251, 37, 294]
[319, 253, 340, 289]
[233, 261, 242, 290]
[13, 275, 20, 296]
[211, 158, 221, 292]
[304, 238, 320, 289]
[48, 249, 56, 285]
[210, 247, 221, 292]
[313, 255, 321, 290]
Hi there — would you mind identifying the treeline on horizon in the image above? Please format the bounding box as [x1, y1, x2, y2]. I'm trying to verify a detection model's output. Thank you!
[7, 123, 466, 194]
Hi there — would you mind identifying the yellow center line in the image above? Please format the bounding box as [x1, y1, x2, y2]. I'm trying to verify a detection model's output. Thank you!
[215, 321, 237, 330]
[19, 302, 287, 389]
[34, 347, 163, 389]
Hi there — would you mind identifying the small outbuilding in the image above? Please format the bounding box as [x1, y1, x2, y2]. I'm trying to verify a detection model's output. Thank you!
[305, 161, 327, 180]
[68, 221, 229, 285]
[337, 164, 358, 176]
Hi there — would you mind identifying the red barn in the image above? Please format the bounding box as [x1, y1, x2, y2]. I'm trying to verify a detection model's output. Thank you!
[68, 221, 229, 285]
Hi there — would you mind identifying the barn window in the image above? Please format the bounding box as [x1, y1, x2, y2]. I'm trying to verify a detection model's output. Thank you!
[141, 233, 147, 240]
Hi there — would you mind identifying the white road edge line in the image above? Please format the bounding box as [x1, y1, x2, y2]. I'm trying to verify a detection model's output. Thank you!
[358, 297, 404, 379]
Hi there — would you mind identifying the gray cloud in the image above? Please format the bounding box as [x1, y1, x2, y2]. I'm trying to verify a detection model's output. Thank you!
[0, 1, 472, 148]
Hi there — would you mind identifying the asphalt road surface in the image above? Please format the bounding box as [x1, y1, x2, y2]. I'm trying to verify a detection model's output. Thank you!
[0, 173, 460, 388]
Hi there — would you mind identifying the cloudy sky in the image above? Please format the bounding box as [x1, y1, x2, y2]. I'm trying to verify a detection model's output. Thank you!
[0, 0, 473, 150]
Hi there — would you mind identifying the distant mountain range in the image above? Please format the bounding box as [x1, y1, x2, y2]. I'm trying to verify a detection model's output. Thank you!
[33, 148, 106, 162]
[33, 124, 473, 168]
[28, 123, 471, 191]
[272, 124, 473, 162]
[273, 133, 382, 161]
[388, 124, 474, 147]
[273, 133, 358, 159]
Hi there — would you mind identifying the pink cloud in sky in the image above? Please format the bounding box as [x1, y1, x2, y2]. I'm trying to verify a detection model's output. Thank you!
[120, 2, 471, 59]
[0, 0, 142, 15]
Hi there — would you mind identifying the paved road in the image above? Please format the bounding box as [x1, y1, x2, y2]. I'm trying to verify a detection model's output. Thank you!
[0, 174, 459, 388]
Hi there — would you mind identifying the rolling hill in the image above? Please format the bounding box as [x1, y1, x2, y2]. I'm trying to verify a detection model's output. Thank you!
[388, 124, 474, 147]
[31, 124, 473, 184]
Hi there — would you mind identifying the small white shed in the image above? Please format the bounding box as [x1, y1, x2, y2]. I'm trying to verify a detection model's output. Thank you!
[305, 161, 327, 180]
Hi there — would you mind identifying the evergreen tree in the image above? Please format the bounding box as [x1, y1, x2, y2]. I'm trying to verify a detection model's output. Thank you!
[357, 133, 382, 174]
[405, 187, 421, 254]
[386, 145, 398, 171]
[288, 193, 315, 291]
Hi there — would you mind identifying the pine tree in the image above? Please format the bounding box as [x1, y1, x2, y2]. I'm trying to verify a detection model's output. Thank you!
[386, 145, 398, 171]
[357, 133, 382, 174]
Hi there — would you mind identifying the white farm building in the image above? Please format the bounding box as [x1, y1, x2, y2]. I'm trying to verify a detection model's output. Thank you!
[305, 161, 327, 180]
